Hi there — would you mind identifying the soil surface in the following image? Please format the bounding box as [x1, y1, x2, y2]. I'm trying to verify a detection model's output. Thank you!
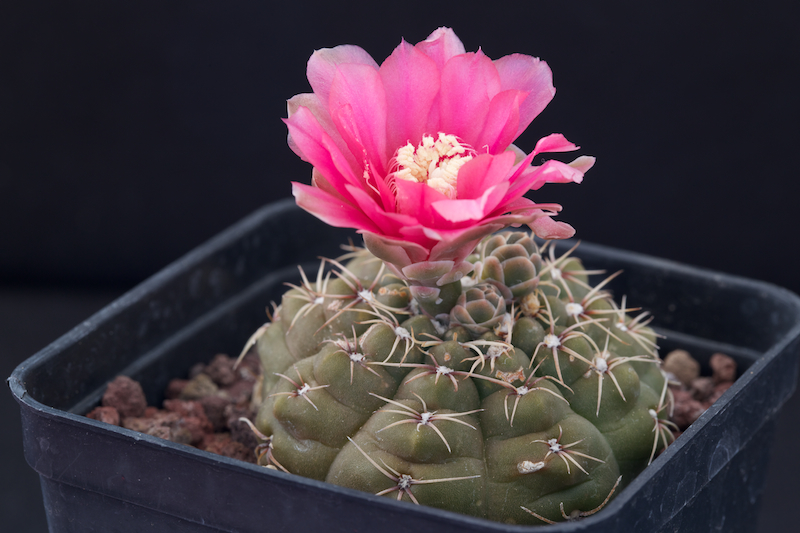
[663, 350, 737, 438]
[87, 353, 261, 463]
[87, 349, 736, 463]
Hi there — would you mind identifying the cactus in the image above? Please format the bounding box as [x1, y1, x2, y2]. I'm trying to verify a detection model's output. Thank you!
[241, 234, 673, 525]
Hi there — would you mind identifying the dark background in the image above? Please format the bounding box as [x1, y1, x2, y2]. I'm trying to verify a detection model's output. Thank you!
[2, 1, 798, 531]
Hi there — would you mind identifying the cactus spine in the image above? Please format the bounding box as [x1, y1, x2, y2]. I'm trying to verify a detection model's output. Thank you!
[243, 234, 673, 525]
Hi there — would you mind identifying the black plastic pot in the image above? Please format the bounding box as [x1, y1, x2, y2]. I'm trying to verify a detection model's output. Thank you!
[9, 199, 800, 532]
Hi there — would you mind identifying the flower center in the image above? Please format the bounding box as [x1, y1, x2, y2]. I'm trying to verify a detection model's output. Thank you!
[393, 132, 476, 198]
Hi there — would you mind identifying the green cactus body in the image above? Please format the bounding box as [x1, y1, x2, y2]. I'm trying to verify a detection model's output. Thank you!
[477, 232, 542, 299]
[248, 235, 673, 525]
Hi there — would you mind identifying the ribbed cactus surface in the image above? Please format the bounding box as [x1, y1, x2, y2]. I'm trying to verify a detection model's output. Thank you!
[244, 234, 674, 525]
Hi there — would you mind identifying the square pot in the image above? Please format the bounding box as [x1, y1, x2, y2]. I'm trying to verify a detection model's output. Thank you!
[9, 199, 800, 532]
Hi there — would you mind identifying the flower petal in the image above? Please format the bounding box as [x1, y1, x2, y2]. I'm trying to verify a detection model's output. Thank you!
[503, 133, 581, 192]
[503, 159, 586, 205]
[438, 51, 502, 144]
[398, 224, 441, 252]
[456, 151, 516, 200]
[365, 226, 435, 263]
[506, 143, 527, 164]
[568, 155, 596, 173]
[292, 182, 379, 232]
[284, 107, 361, 197]
[380, 40, 441, 154]
[426, 222, 507, 263]
[344, 183, 416, 235]
[416, 27, 466, 71]
[475, 89, 526, 154]
[432, 181, 510, 225]
[310, 167, 347, 202]
[287, 93, 360, 173]
[530, 216, 575, 239]
[307, 45, 379, 108]
[532, 133, 579, 156]
[362, 232, 425, 268]
[531, 159, 586, 186]
[329, 63, 389, 174]
[393, 178, 449, 226]
[493, 54, 555, 138]
[364, 164, 397, 213]
[486, 198, 556, 227]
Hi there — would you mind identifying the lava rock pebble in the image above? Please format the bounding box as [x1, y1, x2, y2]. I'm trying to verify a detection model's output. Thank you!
[102, 375, 147, 418]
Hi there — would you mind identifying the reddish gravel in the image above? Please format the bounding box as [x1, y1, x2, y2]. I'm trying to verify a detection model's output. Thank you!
[100, 375, 147, 418]
[86, 406, 120, 426]
[664, 350, 737, 436]
[86, 353, 261, 463]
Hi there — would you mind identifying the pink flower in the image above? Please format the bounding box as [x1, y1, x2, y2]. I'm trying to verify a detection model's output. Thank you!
[286, 28, 594, 289]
